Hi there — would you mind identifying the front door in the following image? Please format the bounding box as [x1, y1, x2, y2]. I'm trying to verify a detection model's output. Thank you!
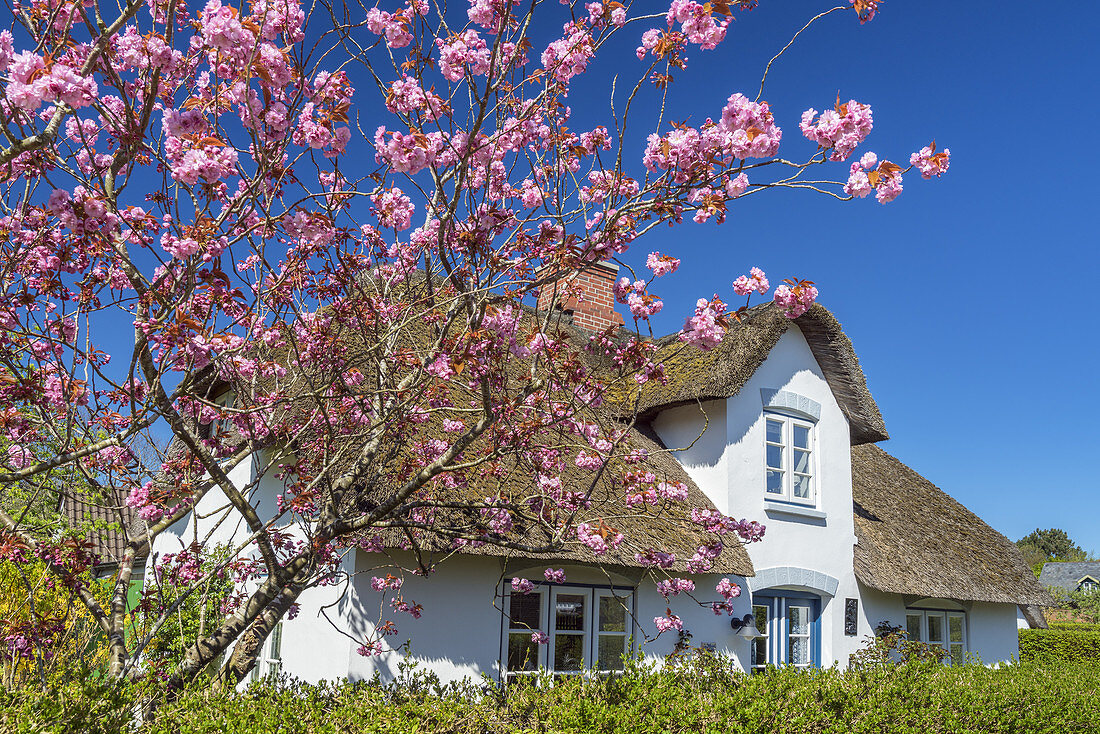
[751, 595, 820, 671]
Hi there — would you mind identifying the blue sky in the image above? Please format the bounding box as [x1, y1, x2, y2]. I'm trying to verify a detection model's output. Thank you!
[599, 2, 1100, 552]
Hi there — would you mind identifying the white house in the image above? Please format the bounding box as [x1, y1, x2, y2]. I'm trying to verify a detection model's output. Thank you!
[150, 264, 1049, 683]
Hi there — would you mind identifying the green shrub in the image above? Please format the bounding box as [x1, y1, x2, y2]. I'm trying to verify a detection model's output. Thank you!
[1019, 625, 1100, 663]
[1048, 620, 1100, 631]
[5, 658, 1100, 734]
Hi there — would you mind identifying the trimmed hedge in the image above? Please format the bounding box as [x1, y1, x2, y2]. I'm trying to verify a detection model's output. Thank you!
[1019, 624, 1100, 664]
[4, 659, 1100, 734]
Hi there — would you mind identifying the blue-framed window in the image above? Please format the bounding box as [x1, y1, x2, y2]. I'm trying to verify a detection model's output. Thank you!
[750, 593, 821, 670]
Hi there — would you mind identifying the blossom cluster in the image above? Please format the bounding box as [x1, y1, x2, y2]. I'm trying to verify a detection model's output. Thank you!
[576, 521, 624, 555]
[5, 51, 97, 112]
[544, 568, 567, 583]
[654, 613, 683, 633]
[666, 0, 729, 50]
[732, 267, 769, 297]
[644, 93, 781, 187]
[800, 99, 874, 162]
[910, 142, 951, 179]
[646, 252, 680, 277]
[656, 577, 695, 599]
[679, 296, 727, 350]
[773, 280, 819, 318]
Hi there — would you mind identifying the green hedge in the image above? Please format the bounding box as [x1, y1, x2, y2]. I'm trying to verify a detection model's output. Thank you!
[1019, 625, 1100, 663]
[5, 660, 1100, 734]
[1048, 620, 1100, 631]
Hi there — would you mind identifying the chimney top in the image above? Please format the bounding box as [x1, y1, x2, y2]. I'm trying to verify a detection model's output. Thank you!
[536, 262, 625, 332]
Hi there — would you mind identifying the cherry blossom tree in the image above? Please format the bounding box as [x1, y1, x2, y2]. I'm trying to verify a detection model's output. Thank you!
[0, 0, 948, 690]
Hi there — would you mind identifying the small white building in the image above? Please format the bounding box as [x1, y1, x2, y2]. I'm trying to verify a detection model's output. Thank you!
[152, 273, 1049, 682]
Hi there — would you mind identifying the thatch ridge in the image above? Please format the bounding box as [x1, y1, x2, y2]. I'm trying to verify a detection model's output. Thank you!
[851, 444, 1051, 606]
[610, 303, 888, 445]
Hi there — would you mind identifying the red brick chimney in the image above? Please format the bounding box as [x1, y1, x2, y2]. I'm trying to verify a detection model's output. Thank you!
[536, 261, 625, 332]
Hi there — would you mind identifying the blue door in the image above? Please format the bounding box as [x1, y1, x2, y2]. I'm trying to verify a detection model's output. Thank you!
[750, 594, 821, 670]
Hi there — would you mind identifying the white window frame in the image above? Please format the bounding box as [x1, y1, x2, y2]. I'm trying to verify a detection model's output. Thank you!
[501, 582, 634, 678]
[904, 609, 966, 664]
[504, 586, 547, 674]
[248, 620, 284, 682]
[1079, 577, 1099, 593]
[764, 412, 817, 506]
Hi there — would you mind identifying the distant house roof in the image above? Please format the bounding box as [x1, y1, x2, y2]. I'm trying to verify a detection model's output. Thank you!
[62, 493, 146, 569]
[851, 444, 1051, 606]
[1038, 562, 1100, 592]
[609, 303, 888, 445]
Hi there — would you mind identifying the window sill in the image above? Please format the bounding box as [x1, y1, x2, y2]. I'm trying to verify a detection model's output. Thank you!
[763, 501, 827, 521]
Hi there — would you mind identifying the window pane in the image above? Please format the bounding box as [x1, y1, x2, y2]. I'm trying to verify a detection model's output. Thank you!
[508, 633, 539, 671]
[599, 596, 627, 632]
[950, 643, 964, 665]
[949, 615, 964, 644]
[792, 449, 811, 474]
[269, 623, 282, 660]
[597, 635, 626, 670]
[793, 474, 812, 499]
[752, 637, 767, 668]
[766, 470, 784, 494]
[553, 634, 585, 671]
[752, 604, 769, 669]
[510, 593, 541, 630]
[766, 444, 784, 470]
[753, 605, 769, 631]
[766, 419, 784, 444]
[793, 424, 810, 449]
[788, 636, 809, 666]
[555, 594, 585, 632]
[906, 614, 922, 642]
[788, 606, 810, 636]
[927, 614, 944, 643]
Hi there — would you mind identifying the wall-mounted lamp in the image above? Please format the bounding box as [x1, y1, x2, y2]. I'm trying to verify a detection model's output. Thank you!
[730, 613, 766, 640]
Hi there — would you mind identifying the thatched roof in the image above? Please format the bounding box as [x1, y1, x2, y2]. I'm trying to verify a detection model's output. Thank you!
[352, 422, 753, 576]
[609, 303, 888, 445]
[851, 444, 1051, 606]
[217, 275, 753, 576]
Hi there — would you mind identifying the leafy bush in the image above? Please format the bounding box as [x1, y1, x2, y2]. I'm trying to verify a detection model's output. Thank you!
[5, 657, 1100, 734]
[1019, 625, 1100, 664]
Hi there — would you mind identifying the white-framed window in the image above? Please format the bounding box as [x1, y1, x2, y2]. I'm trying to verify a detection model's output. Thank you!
[751, 595, 819, 671]
[502, 582, 633, 677]
[765, 413, 816, 505]
[905, 609, 966, 664]
[1078, 577, 1099, 594]
[248, 620, 284, 682]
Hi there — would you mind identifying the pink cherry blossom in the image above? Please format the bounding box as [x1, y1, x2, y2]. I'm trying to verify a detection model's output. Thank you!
[800, 99, 873, 162]
[773, 282, 819, 318]
[543, 568, 566, 583]
[910, 143, 951, 179]
[732, 267, 769, 296]
[654, 614, 683, 633]
[679, 296, 727, 350]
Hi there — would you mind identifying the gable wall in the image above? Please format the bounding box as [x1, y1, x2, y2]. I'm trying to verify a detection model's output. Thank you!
[652, 327, 873, 665]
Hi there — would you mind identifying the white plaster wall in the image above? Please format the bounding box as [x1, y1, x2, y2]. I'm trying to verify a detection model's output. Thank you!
[967, 602, 1021, 664]
[342, 552, 754, 683]
[147, 451, 356, 684]
[859, 584, 1020, 665]
[148, 453, 260, 562]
